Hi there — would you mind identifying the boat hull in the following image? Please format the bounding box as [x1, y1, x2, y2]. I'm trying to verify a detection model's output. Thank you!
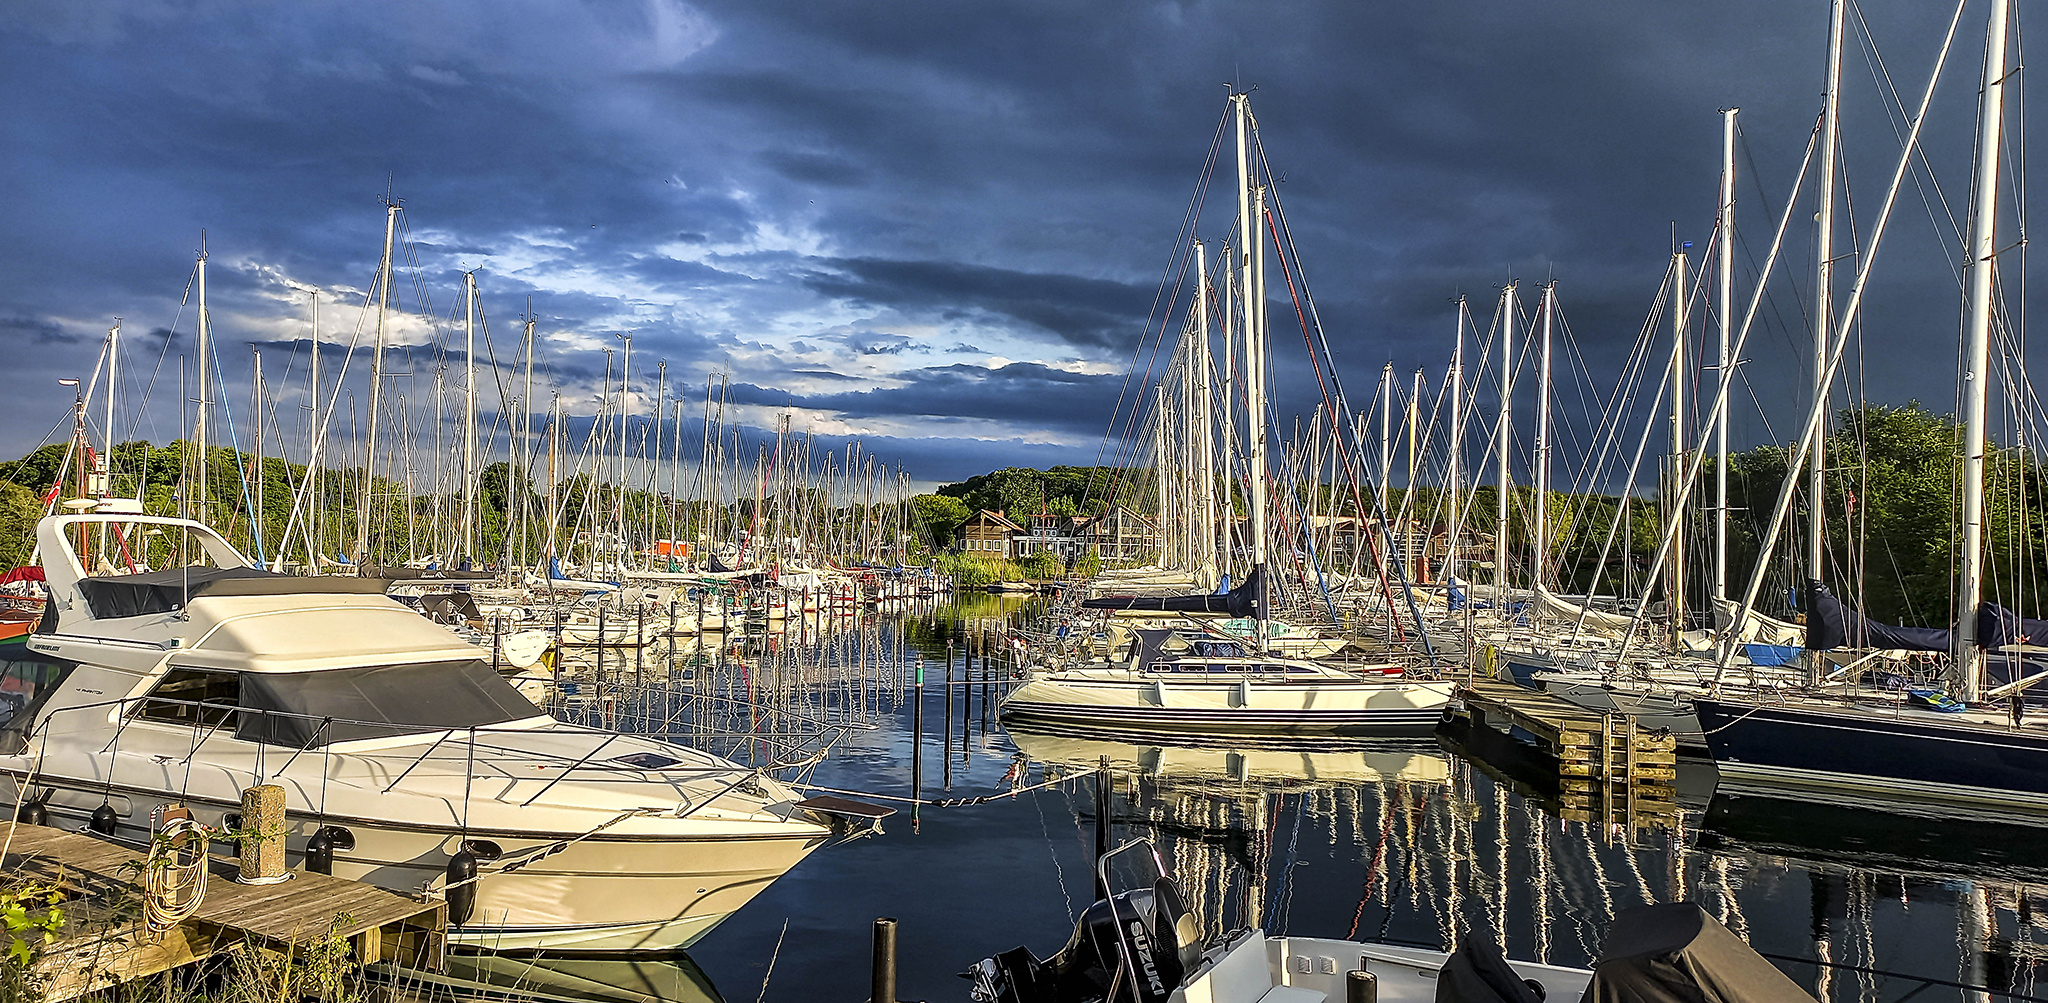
[17, 779, 829, 951]
[1001, 676, 1453, 737]
[1695, 696, 2048, 816]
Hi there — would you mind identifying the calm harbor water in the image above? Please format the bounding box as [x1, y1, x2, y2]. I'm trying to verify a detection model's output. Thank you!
[545, 596, 2048, 1003]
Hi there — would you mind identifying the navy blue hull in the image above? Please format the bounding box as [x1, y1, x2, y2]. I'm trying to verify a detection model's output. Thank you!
[1695, 697, 2048, 814]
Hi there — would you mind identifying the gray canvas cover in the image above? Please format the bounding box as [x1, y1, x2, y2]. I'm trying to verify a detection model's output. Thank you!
[235, 660, 540, 747]
[1580, 903, 1815, 1003]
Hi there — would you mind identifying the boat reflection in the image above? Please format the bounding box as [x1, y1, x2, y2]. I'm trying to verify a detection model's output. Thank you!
[1004, 722, 1454, 786]
[381, 951, 724, 1003]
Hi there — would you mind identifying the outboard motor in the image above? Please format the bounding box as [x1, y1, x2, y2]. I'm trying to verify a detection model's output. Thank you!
[969, 876, 1202, 1003]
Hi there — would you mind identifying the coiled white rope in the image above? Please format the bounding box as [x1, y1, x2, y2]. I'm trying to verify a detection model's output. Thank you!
[142, 819, 208, 934]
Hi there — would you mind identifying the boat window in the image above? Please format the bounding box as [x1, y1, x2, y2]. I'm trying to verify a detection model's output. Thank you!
[134, 667, 239, 728]
[0, 650, 79, 754]
[234, 659, 541, 749]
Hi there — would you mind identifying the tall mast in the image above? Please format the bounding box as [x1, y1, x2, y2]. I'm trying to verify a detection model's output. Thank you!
[194, 232, 211, 527]
[252, 348, 265, 556]
[356, 201, 399, 566]
[1715, 108, 1738, 604]
[655, 360, 668, 552]
[1957, 0, 2013, 702]
[1234, 93, 1270, 641]
[1445, 301, 1465, 582]
[309, 290, 322, 567]
[1809, 0, 1846, 584]
[1533, 282, 1555, 590]
[618, 334, 631, 570]
[547, 392, 561, 560]
[520, 310, 535, 569]
[461, 270, 478, 563]
[1193, 241, 1217, 582]
[1379, 363, 1394, 523]
[1668, 251, 1691, 645]
[1409, 368, 1423, 579]
[1495, 282, 1517, 591]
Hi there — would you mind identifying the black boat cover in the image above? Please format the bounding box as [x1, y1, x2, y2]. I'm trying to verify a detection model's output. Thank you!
[235, 659, 540, 748]
[1079, 564, 1266, 618]
[1435, 934, 1543, 1003]
[1805, 579, 2048, 652]
[78, 566, 390, 619]
[1580, 902, 1814, 1003]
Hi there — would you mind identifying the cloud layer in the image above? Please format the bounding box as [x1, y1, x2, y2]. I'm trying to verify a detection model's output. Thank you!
[0, 1, 2019, 483]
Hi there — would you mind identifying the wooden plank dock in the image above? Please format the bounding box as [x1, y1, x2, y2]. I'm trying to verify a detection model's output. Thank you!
[1453, 679, 1679, 831]
[1, 823, 443, 1000]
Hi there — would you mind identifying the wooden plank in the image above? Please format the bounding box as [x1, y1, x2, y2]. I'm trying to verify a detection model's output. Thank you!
[2, 824, 444, 998]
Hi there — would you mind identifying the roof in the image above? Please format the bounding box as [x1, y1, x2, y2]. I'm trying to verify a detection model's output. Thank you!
[964, 509, 1028, 533]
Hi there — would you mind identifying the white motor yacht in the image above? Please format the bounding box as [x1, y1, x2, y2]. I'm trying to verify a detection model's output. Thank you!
[0, 512, 878, 951]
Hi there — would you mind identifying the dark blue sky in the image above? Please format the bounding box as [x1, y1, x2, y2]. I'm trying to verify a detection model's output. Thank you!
[0, 1, 2022, 485]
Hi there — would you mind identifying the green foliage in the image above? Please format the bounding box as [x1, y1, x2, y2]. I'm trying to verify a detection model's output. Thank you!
[910, 494, 971, 546]
[1018, 550, 1064, 581]
[936, 466, 1130, 519]
[0, 882, 63, 970]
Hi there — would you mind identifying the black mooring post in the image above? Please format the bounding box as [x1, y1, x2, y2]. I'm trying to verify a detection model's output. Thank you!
[871, 917, 899, 1003]
[1094, 754, 1113, 898]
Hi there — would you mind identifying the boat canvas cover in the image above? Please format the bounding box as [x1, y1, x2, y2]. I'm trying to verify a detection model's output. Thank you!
[1804, 580, 2048, 652]
[1080, 564, 1265, 618]
[235, 660, 540, 747]
[77, 567, 390, 619]
[1531, 586, 1634, 635]
[1712, 599, 1804, 647]
[1582, 902, 1815, 1003]
[1434, 934, 1543, 1003]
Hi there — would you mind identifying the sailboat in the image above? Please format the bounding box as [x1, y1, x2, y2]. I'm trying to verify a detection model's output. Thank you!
[1003, 93, 1453, 738]
[1695, 0, 2048, 815]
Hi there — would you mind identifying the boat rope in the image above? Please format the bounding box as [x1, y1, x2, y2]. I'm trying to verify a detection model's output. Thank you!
[142, 818, 208, 935]
[474, 806, 671, 880]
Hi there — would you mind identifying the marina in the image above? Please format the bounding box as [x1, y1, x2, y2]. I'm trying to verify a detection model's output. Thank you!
[7, 1, 2048, 1001]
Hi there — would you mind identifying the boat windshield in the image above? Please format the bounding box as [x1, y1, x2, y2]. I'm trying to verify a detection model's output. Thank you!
[139, 659, 541, 748]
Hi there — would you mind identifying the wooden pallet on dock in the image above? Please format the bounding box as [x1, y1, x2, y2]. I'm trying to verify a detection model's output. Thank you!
[1, 823, 443, 1001]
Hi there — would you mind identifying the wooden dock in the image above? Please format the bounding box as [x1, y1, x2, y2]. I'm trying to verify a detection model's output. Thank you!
[1453, 679, 1679, 830]
[1, 823, 443, 1000]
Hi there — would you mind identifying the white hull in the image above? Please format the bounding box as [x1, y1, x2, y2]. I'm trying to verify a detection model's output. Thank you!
[1002, 672, 1453, 737]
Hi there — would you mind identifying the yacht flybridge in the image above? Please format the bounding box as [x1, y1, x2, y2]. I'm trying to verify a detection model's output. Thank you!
[0, 511, 876, 951]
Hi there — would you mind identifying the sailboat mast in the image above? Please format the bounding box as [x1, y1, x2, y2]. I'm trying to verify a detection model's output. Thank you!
[194, 232, 211, 527]
[357, 202, 398, 566]
[461, 271, 478, 563]
[1495, 282, 1516, 591]
[520, 311, 535, 570]
[1533, 282, 1554, 590]
[1809, 0, 1846, 584]
[1445, 302, 1465, 582]
[1379, 363, 1394, 522]
[1715, 108, 1738, 604]
[309, 290, 322, 568]
[619, 334, 631, 571]
[1193, 240, 1217, 582]
[1957, 0, 2013, 702]
[1233, 92, 1269, 640]
[1668, 251, 1691, 645]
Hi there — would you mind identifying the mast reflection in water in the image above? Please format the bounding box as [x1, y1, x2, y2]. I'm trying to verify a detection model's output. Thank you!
[545, 598, 2048, 1003]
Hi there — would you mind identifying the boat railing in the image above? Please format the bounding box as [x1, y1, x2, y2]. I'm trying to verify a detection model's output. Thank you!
[23, 693, 839, 816]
